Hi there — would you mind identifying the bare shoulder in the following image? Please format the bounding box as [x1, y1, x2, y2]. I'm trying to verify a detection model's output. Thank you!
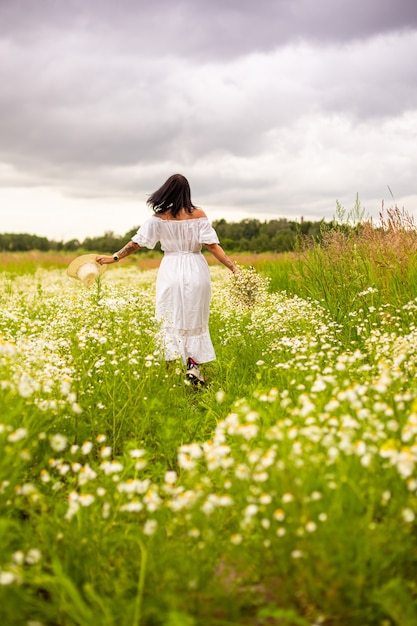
[192, 208, 207, 219]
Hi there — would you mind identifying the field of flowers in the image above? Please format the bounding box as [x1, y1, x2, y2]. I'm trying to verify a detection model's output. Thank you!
[1, 246, 417, 625]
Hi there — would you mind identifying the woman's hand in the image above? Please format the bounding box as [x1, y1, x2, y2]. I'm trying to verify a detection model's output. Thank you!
[96, 255, 116, 265]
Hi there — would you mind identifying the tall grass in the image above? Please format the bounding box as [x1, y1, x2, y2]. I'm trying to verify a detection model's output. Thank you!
[286, 205, 417, 339]
[313, 204, 417, 305]
[249, 253, 299, 294]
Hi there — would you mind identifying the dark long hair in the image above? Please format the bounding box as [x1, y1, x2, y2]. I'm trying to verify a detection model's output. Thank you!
[147, 174, 196, 218]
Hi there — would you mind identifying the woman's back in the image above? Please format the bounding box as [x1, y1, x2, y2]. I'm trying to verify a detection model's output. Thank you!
[143, 209, 214, 254]
[154, 217, 210, 253]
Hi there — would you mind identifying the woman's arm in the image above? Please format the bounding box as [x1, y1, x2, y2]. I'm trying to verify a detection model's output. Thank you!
[96, 240, 140, 265]
[204, 243, 237, 273]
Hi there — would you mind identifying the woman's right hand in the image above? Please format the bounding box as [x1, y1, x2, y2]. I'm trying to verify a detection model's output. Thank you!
[96, 255, 116, 265]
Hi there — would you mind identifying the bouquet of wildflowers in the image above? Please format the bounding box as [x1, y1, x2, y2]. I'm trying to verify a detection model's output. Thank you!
[226, 265, 271, 309]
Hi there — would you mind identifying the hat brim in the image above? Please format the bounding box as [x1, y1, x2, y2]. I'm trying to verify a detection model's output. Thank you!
[67, 254, 107, 280]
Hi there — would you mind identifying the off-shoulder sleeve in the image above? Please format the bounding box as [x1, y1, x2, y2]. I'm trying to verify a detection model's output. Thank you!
[199, 218, 220, 245]
[131, 218, 160, 249]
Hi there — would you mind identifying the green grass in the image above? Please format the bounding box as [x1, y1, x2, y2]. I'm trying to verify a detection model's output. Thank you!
[1, 247, 417, 625]
[250, 253, 299, 294]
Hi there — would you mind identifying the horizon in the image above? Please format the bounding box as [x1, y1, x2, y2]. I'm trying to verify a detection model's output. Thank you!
[1, 210, 329, 243]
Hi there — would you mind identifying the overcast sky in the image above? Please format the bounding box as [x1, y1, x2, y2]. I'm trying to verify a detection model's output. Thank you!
[1, 0, 417, 241]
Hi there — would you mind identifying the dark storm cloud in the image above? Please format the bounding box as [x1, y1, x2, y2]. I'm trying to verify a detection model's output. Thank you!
[1, 0, 417, 58]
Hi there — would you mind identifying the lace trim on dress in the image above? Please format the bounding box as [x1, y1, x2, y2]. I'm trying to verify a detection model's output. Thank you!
[159, 325, 208, 338]
[156, 327, 216, 364]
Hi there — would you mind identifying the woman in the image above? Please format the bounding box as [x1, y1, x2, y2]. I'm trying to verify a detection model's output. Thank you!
[96, 174, 237, 384]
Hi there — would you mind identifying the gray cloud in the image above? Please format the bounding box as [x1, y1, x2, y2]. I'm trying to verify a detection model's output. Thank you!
[2, 30, 416, 169]
[1, 0, 417, 239]
[2, 0, 417, 57]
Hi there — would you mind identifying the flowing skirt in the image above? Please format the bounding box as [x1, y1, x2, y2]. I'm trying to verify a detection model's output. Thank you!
[155, 252, 216, 364]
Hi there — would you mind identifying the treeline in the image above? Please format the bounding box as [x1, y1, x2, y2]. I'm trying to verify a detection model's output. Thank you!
[0, 218, 325, 254]
[212, 218, 323, 252]
[0, 228, 139, 253]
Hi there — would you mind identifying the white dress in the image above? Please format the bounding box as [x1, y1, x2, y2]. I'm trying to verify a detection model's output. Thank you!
[132, 216, 219, 364]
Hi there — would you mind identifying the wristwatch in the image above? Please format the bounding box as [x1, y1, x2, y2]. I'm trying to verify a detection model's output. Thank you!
[113, 253, 119, 262]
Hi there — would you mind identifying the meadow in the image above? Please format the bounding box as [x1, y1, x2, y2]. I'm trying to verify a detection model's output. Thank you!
[1, 208, 417, 625]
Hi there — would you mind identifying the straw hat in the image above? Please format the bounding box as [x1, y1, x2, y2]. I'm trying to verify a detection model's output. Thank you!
[67, 254, 107, 286]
